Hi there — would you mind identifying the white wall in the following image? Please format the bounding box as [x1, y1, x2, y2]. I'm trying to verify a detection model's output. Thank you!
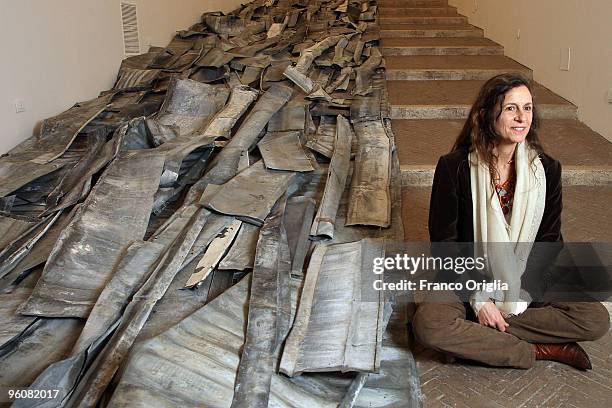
[449, 0, 612, 142]
[0, 0, 244, 153]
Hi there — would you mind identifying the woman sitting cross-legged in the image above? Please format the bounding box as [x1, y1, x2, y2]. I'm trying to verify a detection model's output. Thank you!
[412, 73, 609, 370]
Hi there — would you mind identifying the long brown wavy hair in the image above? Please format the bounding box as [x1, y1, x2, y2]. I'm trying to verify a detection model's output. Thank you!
[452, 73, 545, 180]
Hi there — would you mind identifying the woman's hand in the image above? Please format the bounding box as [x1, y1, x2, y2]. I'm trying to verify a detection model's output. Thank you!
[477, 301, 509, 332]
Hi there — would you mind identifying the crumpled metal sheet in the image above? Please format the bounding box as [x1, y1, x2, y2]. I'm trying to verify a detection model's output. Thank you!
[346, 119, 391, 227]
[218, 222, 260, 270]
[45, 127, 104, 197]
[306, 114, 336, 157]
[0, 217, 47, 269]
[190, 65, 229, 83]
[19, 152, 166, 318]
[280, 239, 386, 376]
[23, 93, 113, 165]
[258, 131, 314, 172]
[203, 12, 265, 37]
[136, 209, 233, 341]
[204, 83, 293, 185]
[0, 211, 64, 281]
[284, 196, 316, 276]
[196, 47, 237, 68]
[239, 65, 262, 86]
[3, 209, 77, 288]
[13, 212, 216, 408]
[108, 271, 360, 407]
[71, 240, 165, 353]
[0, 317, 84, 390]
[184, 219, 242, 288]
[0, 0, 419, 405]
[283, 64, 317, 93]
[267, 99, 307, 132]
[0, 157, 67, 199]
[310, 115, 353, 239]
[114, 68, 161, 90]
[42, 129, 116, 215]
[150, 133, 220, 213]
[156, 77, 230, 137]
[0, 216, 35, 251]
[106, 275, 252, 408]
[10, 318, 117, 408]
[202, 85, 259, 139]
[352, 295, 422, 408]
[268, 373, 354, 408]
[231, 194, 291, 408]
[350, 91, 382, 123]
[283, 34, 343, 87]
[263, 61, 292, 84]
[119, 47, 162, 70]
[354, 47, 382, 96]
[0, 287, 37, 346]
[149, 37, 194, 69]
[203, 160, 295, 226]
[65, 208, 209, 407]
[325, 66, 353, 94]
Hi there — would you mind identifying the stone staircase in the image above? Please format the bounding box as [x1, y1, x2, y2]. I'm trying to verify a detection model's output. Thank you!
[379, 0, 612, 244]
[380, 1, 612, 405]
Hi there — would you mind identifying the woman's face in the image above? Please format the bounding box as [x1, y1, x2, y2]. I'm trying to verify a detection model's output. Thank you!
[494, 85, 533, 145]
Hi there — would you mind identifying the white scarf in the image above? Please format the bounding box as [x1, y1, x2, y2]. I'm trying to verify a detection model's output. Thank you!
[470, 141, 546, 315]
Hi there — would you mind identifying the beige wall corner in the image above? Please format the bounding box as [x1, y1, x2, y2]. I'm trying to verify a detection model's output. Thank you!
[0, 0, 244, 153]
[449, 0, 612, 142]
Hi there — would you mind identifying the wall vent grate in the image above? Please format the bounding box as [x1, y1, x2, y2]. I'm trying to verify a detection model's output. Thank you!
[121, 2, 140, 56]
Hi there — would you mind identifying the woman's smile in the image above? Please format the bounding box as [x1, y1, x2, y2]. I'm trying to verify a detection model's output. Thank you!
[494, 85, 533, 144]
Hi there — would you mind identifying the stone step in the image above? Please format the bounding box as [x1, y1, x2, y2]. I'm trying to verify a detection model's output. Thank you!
[380, 24, 484, 38]
[379, 15, 468, 25]
[388, 80, 577, 120]
[385, 55, 531, 80]
[401, 185, 612, 241]
[379, 0, 449, 6]
[392, 119, 611, 186]
[379, 7, 458, 17]
[381, 37, 503, 56]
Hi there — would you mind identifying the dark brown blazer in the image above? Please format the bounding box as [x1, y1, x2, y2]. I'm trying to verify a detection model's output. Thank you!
[428, 148, 563, 243]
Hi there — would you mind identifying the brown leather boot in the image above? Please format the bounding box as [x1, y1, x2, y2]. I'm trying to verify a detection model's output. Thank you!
[533, 342, 592, 370]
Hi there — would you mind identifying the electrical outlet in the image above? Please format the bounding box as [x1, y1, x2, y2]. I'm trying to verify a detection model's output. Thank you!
[560, 47, 571, 71]
[14, 99, 26, 113]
